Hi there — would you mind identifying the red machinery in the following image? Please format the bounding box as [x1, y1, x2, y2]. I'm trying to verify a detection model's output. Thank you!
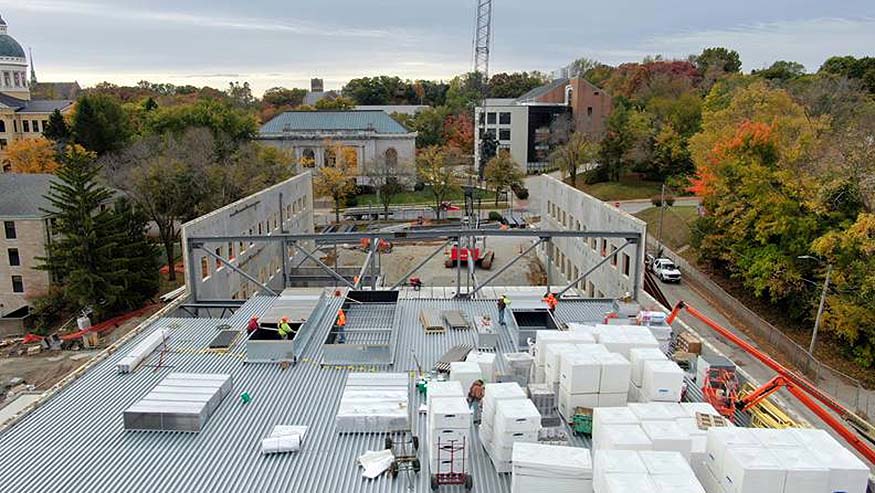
[360, 238, 393, 253]
[667, 300, 875, 464]
[702, 367, 740, 419]
[445, 238, 494, 270]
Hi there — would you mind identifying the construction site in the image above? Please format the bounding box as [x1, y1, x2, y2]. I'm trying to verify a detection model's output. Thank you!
[0, 170, 870, 493]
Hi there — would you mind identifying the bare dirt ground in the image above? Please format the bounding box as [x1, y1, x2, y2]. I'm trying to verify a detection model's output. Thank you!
[0, 304, 163, 391]
[336, 235, 546, 289]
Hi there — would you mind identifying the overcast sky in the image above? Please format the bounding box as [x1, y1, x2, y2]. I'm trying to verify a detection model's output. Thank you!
[3, 0, 874, 95]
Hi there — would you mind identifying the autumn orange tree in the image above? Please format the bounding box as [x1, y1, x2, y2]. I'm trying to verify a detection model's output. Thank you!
[5, 137, 61, 173]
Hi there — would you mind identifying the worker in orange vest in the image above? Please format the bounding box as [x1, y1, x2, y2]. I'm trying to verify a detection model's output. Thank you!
[544, 292, 558, 313]
[337, 309, 347, 327]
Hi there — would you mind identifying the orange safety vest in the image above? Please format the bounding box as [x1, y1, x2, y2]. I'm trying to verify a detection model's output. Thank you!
[337, 309, 347, 327]
[545, 294, 557, 309]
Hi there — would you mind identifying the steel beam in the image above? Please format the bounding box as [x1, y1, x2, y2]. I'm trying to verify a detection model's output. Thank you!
[186, 228, 640, 244]
[545, 239, 553, 294]
[467, 238, 544, 298]
[389, 240, 452, 289]
[557, 240, 633, 296]
[289, 242, 356, 289]
[355, 243, 375, 290]
[196, 245, 280, 296]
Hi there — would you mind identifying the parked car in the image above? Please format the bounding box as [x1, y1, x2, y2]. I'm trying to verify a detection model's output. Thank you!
[647, 254, 682, 283]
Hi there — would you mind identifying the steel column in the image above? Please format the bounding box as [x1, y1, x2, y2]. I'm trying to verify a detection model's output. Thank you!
[289, 242, 356, 289]
[186, 238, 200, 302]
[545, 239, 553, 294]
[195, 244, 280, 296]
[389, 240, 452, 289]
[468, 238, 545, 298]
[355, 243, 376, 290]
[557, 239, 633, 296]
[632, 238, 642, 300]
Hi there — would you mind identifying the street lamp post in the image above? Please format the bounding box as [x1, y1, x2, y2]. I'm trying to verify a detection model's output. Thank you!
[798, 255, 832, 355]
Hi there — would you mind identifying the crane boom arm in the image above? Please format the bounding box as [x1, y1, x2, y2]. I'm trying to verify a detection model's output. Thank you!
[667, 300, 875, 464]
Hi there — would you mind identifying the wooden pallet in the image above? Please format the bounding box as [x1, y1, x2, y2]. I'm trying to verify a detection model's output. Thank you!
[442, 310, 470, 330]
[433, 344, 474, 372]
[695, 412, 730, 430]
[420, 309, 445, 333]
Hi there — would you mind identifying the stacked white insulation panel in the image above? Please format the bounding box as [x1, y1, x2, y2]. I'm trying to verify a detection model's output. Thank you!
[335, 373, 409, 433]
[465, 351, 496, 383]
[449, 361, 482, 392]
[629, 347, 668, 401]
[594, 450, 705, 493]
[533, 330, 596, 384]
[123, 372, 232, 432]
[484, 398, 541, 473]
[700, 427, 870, 493]
[640, 359, 685, 402]
[500, 352, 535, 387]
[557, 350, 631, 420]
[426, 380, 464, 409]
[117, 328, 168, 373]
[479, 382, 527, 448]
[511, 442, 593, 493]
[594, 324, 660, 359]
[428, 396, 472, 474]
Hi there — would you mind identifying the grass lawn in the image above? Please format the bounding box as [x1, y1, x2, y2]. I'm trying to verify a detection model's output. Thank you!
[572, 174, 663, 201]
[356, 187, 503, 207]
[634, 206, 699, 250]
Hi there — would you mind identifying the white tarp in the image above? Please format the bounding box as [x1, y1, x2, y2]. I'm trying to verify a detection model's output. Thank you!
[357, 449, 395, 479]
[260, 425, 308, 454]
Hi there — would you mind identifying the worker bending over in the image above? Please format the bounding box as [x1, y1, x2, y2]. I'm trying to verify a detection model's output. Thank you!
[247, 316, 260, 334]
[543, 292, 558, 313]
[278, 316, 294, 339]
[468, 379, 485, 424]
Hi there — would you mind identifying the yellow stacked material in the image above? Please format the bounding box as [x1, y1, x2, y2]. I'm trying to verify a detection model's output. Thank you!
[740, 383, 804, 429]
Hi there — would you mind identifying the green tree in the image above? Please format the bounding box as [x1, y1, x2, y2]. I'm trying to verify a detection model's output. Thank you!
[314, 166, 356, 223]
[488, 72, 549, 98]
[550, 132, 600, 186]
[262, 87, 307, 107]
[483, 150, 524, 206]
[39, 146, 127, 316]
[597, 100, 649, 181]
[113, 198, 160, 308]
[71, 93, 132, 155]
[145, 99, 257, 158]
[342, 76, 412, 104]
[445, 72, 486, 111]
[42, 109, 70, 144]
[315, 96, 356, 110]
[753, 61, 806, 82]
[695, 47, 743, 74]
[416, 146, 461, 220]
[225, 81, 255, 108]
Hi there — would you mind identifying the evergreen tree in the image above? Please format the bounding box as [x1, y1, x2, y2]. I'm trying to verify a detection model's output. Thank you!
[113, 197, 160, 308]
[39, 146, 127, 316]
[71, 94, 132, 155]
[42, 109, 70, 144]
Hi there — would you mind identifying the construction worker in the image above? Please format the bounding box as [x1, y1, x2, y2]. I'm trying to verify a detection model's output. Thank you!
[246, 316, 260, 334]
[544, 292, 558, 313]
[468, 379, 485, 424]
[278, 316, 293, 339]
[337, 308, 347, 327]
[497, 294, 510, 327]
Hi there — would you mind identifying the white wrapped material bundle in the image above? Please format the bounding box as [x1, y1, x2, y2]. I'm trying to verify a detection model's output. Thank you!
[595, 325, 660, 359]
[261, 434, 301, 454]
[449, 361, 482, 393]
[629, 402, 683, 421]
[722, 447, 785, 493]
[465, 351, 496, 383]
[704, 427, 757, 479]
[428, 396, 471, 429]
[748, 428, 803, 449]
[641, 360, 684, 402]
[676, 417, 708, 462]
[652, 474, 706, 493]
[358, 449, 394, 479]
[640, 450, 696, 476]
[117, 328, 168, 373]
[544, 343, 582, 385]
[511, 442, 593, 493]
[481, 382, 526, 427]
[679, 402, 721, 418]
[597, 392, 627, 407]
[790, 428, 870, 493]
[600, 473, 658, 493]
[597, 423, 653, 452]
[429, 427, 470, 449]
[630, 347, 668, 386]
[534, 330, 595, 366]
[641, 421, 693, 459]
[494, 398, 541, 433]
[592, 407, 639, 449]
[501, 352, 535, 386]
[336, 373, 409, 433]
[771, 447, 829, 493]
[566, 322, 600, 337]
[558, 389, 597, 421]
[426, 380, 464, 409]
[597, 352, 632, 394]
[559, 352, 600, 394]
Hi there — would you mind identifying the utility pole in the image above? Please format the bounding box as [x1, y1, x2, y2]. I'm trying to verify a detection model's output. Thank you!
[656, 183, 666, 256]
[810, 263, 832, 355]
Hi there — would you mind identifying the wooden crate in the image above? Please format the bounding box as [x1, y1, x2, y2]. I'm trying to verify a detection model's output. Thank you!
[677, 331, 702, 355]
[419, 309, 445, 333]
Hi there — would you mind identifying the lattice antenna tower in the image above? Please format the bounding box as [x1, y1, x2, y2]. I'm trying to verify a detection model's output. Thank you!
[472, 0, 493, 82]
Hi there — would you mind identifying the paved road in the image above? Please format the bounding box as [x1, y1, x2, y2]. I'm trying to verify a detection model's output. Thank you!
[656, 274, 875, 468]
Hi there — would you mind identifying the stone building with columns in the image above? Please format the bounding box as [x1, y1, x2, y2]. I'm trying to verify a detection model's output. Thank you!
[257, 110, 416, 184]
[0, 13, 75, 170]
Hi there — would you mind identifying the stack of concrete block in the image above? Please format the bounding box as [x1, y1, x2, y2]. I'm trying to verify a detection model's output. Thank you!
[485, 398, 541, 473]
[629, 347, 668, 401]
[699, 427, 870, 493]
[449, 361, 482, 393]
[479, 382, 527, 448]
[427, 396, 472, 475]
[640, 360, 685, 402]
[465, 351, 496, 383]
[500, 352, 535, 387]
[533, 330, 597, 383]
[527, 383, 556, 419]
[594, 450, 705, 493]
[512, 442, 593, 493]
[557, 351, 631, 420]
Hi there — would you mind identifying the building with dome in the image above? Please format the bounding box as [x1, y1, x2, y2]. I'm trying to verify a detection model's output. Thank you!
[0, 13, 75, 171]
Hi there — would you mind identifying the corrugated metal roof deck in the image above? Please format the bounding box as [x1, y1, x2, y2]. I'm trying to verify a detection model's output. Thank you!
[0, 294, 607, 493]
